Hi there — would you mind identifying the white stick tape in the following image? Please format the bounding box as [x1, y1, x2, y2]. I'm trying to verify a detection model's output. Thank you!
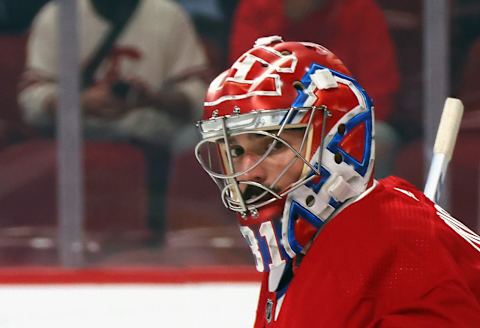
[433, 97, 464, 160]
[424, 97, 464, 201]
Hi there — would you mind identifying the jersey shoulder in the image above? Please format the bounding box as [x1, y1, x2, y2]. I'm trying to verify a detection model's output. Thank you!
[373, 175, 430, 209]
[360, 176, 480, 255]
[351, 176, 436, 234]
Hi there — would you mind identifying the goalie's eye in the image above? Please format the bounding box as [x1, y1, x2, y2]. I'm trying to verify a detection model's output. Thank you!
[230, 145, 245, 158]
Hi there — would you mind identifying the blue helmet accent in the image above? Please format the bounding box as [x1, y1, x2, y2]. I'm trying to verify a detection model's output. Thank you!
[305, 165, 331, 194]
[295, 63, 373, 108]
[287, 201, 325, 254]
[292, 62, 373, 178]
[301, 64, 373, 109]
[327, 111, 373, 176]
[281, 63, 374, 257]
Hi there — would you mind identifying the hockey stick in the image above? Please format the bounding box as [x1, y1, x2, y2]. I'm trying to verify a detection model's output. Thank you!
[424, 97, 464, 202]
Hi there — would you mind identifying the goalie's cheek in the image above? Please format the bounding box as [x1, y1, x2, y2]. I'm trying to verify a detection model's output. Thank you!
[271, 155, 306, 192]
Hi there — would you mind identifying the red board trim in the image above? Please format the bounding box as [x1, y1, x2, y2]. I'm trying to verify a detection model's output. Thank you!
[0, 266, 261, 284]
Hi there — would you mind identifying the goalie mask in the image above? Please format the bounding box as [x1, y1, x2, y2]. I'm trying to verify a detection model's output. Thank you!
[195, 36, 375, 273]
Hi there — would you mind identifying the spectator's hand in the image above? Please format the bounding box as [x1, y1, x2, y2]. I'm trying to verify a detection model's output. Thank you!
[123, 77, 156, 109]
[123, 77, 192, 120]
[81, 82, 129, 119]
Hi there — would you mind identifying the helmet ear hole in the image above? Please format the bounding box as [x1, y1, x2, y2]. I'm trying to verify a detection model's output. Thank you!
[305, 195, 315, 207]
[337, 124, 346, 136]
[334, 152, 343, 164]
[293, 81, 305, 91]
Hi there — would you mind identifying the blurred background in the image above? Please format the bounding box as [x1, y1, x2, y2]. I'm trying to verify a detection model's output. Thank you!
[0, 0, 479, 274]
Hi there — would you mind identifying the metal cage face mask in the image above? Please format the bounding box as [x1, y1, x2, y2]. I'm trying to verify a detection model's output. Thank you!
[195, 107, 330, 217]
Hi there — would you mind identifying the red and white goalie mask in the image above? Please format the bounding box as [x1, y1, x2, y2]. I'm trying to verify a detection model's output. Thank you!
[195, 36, 375, 273]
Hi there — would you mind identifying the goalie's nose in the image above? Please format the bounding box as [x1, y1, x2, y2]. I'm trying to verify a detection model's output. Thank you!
[236, 153, 268, 189]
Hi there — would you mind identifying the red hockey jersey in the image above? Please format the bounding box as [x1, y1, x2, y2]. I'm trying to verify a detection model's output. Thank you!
[254, 177, 480, 327]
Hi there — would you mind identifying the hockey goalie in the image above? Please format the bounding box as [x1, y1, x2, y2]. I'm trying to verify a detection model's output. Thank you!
[195, 36, 480, 327]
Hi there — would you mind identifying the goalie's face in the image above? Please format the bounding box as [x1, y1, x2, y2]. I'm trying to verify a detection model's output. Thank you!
[195, 118, 314, 216]
[230, 129, 306, 198]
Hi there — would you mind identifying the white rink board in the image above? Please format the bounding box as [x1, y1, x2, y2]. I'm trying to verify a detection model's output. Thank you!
[0, 283, 260, 328]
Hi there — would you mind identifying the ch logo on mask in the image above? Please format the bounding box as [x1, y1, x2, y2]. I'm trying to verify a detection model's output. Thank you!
[204, 46, 298, 106]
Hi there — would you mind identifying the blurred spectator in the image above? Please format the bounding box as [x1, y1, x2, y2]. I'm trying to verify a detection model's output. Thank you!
[452, 0, 480, 131]
[459, 37, 480, 130]
[19, 0, 206, 143]
[218, 0, 240, 26]
[229, 0, 400, 177]
[177, 0, 223, 22]
[176, 0, 226, 80]
[451, 0, 480, 97]
[0, 0, 50, 150]
[176, 0, 239, 79]
[18, 0, 208, 239]
[0, 33, 30, 150]
[0, 0, 49, 33]
[376, 0, 422, 143]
